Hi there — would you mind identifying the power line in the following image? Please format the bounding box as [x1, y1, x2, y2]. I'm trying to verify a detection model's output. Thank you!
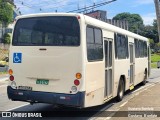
[67, 0, 117, 13]
[14, 0, 117, 13]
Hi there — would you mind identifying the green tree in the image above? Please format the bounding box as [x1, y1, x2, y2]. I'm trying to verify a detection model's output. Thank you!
[149, 38, 155, 49]
[156, 42, 160, 47]
[113, 12, 144, 35]
[142, 20, 159, 43]
[0, 0, 13, 26]
[3, 33, 11, 44]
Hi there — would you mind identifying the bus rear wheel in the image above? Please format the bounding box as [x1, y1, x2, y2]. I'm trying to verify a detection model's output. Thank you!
[116, 79, 125, 102]
[142, 70, 147, 85]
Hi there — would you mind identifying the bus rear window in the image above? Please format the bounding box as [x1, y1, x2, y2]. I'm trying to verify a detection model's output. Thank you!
[13, 16, 80, 46]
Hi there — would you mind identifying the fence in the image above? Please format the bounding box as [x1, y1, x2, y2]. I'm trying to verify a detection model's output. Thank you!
[0, 48, 9, 61]
[0, 44, 9, 72]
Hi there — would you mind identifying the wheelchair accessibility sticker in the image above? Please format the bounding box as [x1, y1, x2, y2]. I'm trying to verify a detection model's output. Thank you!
[13, 53, 22, 63]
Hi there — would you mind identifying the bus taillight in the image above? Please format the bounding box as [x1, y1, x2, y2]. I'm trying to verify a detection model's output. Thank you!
[74, 79, 80, 86]
[10, 75, 14, 81]
[77, 16, 81, 19]
[76, 73, 82, 79]
[9, 69, 13, 75]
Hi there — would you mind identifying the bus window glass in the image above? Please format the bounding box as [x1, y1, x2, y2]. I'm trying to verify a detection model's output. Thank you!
[44, 33, 54, 45]
[87, 44, 95, 60]
[13, 16, 80, 46]
[95, 44, 103, 60]
[115, 34, 128, 59]
[126, 36, 129, 58]
[86, 27, 94, 43]
[144, 41, 147, 57]
[32, 31, 43, 44]
[86, 26, 103, 61]
[109, 41, 112, 67]
[134, 39, 139, 58]
[139, 40, 144, 57]
[18, 29, 31, 44]
[95, 29, 102, 44]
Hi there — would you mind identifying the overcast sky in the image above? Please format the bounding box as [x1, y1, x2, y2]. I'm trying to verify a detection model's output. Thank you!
[14, 0, 156, 25]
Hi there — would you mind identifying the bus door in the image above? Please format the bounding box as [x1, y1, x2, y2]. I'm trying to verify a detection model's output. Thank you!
[129, 43, 135, 89]
[104, 38, 113, 98]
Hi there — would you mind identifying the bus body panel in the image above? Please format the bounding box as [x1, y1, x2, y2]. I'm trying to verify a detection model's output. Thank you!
[84, 62, 104, 107]
[9, 46, 83, 94]
[134, 58, 148, 85]
[114, 59, 130, 93]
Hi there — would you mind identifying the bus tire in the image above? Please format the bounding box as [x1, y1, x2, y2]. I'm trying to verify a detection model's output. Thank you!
[116, 78, 125, 102]
[142, 70, 147, 85]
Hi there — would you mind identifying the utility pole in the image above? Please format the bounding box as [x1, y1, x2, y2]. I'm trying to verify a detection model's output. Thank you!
[154, 0, 160, 42]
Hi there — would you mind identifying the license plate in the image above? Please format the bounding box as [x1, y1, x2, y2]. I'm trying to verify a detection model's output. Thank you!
[18, 86, 32, 90]
[36, 79, 49, 85]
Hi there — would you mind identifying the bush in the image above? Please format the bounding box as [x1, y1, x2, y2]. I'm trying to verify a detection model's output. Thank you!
[3, 33, 11, 44]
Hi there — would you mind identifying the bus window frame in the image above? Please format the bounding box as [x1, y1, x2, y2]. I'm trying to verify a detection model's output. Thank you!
[86, 25, 104, 62]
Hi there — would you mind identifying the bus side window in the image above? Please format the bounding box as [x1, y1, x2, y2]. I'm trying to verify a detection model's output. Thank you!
[86, 26, 103, 61]
[115, 33, 128, 59]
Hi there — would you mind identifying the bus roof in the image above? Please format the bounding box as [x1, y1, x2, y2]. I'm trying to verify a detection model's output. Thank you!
[15, 13, 81, 19]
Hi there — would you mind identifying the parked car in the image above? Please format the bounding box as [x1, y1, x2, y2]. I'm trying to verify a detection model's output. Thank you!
[0, 57, 9, 67]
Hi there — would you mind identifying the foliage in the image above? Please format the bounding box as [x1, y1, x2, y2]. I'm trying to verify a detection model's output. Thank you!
[0, 71, 8, 76]
[151, 54, 160, 62]
[151, 53, 160, 68]
[149, 38, 154, 44]
[113, 12, 144, 35]
[0, 0, 13, 26]
[113, 12, 159, 43]
[151, 62, 157, 68]
[156, 42, 160, 47]
[3, 33, 11, 44]
[149, 38, 155, 49]
[142, 20, 159, 43]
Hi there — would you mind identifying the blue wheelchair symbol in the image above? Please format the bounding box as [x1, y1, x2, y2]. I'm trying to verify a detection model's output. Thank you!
[13, 53, 22, 63]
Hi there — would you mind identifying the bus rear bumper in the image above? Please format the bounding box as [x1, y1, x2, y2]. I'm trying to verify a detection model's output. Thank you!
[7, 86, 85, 107]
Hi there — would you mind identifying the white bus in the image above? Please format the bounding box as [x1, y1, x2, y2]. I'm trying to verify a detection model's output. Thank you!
[7, 13, 150, 108]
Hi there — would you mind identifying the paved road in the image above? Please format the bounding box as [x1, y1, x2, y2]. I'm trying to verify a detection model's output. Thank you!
[0, 69, 160, 119]
[93, 69, 160, 120]
[0, 76, 8, 82]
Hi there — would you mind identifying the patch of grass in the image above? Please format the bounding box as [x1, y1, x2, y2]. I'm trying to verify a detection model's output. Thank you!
[0, 71, 8, 76]
[151, 54, 160, 62]
[151, 62, 157, 68]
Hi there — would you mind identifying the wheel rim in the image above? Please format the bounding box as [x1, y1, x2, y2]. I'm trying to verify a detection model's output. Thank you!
[119, 82, 124, 98]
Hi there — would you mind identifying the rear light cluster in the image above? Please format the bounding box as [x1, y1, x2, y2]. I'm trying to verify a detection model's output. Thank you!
[74, 79, 80, 86]
[9, 69, 16, 89]
[74, 73, 81, 86]
[71, 73, 82, 93]
[10, 75, 14, 81]
[9, 69, 14, 81]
